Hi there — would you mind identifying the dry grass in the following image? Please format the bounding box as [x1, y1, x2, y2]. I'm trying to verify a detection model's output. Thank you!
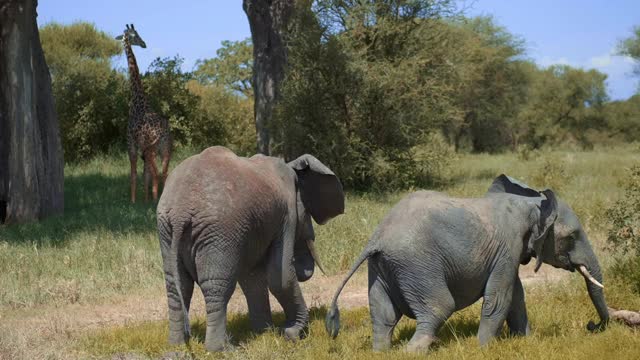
[79, 277, 640, 359]
[1, 144, 639, 359]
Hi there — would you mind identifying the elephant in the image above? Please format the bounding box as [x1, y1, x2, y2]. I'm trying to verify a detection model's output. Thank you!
[325, 174, 608, 352]
[157, 146, 344, 352]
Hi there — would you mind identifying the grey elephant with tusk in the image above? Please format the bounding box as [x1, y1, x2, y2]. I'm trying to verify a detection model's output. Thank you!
[157, 146, 344, 352]
[325, 174, 608, 352]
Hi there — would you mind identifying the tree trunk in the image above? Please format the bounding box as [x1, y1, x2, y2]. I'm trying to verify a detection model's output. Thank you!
[243, 0, 294, 155]
[0, 0, 64, 224]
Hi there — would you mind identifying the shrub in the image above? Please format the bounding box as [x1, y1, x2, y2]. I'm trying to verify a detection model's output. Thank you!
[607, 165, 640, 293]
[532, 154, 568, 192]
[607, 165, 640, 254]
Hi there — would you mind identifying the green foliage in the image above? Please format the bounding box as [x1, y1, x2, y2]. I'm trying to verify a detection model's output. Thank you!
[607, 165, 640, 255]
[604, 95, 640, 142]
[531, 155, 569, 193]
[513, 65, 609, 149]
[607, 164, 640, 293]
[193, 39, 253, 98]
[186, 81, 255, 156]
[142, 56, 201, 147]
[440, 16, 529, 153]
[274, 1, 459, 190]
[40, 22, 128, 161]
[617, 25, 640, 85]
[38, 13, 640, 177]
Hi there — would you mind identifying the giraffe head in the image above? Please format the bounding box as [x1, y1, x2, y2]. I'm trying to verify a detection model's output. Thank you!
[115, 24, 146, 48]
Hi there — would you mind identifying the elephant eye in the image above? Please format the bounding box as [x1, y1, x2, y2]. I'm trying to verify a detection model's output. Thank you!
[567, 231, 579, 243]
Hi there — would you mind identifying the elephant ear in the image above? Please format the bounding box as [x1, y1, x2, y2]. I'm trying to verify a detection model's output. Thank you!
[487, 174, 541, 198]
[288, 154, 345, 225]
[529, 189, 559, 272]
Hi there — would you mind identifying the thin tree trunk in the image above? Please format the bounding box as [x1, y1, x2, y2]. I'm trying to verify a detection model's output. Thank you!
[0, 0, 64, 224]
[243, 0, 294, 155]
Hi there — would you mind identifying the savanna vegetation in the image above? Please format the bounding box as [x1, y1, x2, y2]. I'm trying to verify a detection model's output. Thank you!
[1, 146, 639, 359]
[1, 0, 639, 359]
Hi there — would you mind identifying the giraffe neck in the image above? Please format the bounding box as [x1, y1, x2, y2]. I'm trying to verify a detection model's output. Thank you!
[123, 38, 148, 111]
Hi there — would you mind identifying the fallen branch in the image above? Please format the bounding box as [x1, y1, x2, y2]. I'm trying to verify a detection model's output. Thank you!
[609, 307, 640, 327]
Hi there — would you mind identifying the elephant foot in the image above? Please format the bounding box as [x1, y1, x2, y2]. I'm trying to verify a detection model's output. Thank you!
[204, 339, 235, 353]
[406, 333, 437, 353]
[204, 334, 236, 353]
[282, 325, 307, 341]
[168, 331, 189, 346]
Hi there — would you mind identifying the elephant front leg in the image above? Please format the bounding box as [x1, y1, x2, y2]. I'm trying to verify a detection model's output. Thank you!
[271, 283, 308, 340]
[506, 277, 530, 337]
[239, 268, 273, 333]
[478, 264, 516, 346]
[267, 245, 309, 340]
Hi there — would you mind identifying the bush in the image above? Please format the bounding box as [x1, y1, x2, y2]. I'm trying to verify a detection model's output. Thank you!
[186, 81, 255, 155]
[532, 154, 569, 192]
[607, 165, 640, 254]
[607, 165, 640, 293]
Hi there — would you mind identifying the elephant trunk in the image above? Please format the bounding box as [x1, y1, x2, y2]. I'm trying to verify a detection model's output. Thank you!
[570, 239, 609, 332]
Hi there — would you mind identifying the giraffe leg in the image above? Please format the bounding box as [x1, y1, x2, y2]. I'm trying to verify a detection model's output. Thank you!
[143, 150, 151, 202]
[129, 149, 137, 203]
[160, 139, 171, 188]
[148, 148, 160, 201]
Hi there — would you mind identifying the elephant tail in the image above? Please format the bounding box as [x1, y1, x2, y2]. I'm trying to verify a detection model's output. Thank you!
[170, 220, 191, 344]
[325, 247, 378, 339]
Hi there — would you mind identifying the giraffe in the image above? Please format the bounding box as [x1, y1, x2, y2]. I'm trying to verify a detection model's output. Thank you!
[116, 24, 171, 203]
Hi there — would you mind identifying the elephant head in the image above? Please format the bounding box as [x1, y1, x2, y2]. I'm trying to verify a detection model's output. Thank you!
[288, 154, 345, 282]
[488, 174, 609, 331]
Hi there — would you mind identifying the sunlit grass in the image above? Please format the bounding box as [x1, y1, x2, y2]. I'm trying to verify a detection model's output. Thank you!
[2, 145, 639, 359]
[1, 145, 637, 308]
[79, 276, 640, 359]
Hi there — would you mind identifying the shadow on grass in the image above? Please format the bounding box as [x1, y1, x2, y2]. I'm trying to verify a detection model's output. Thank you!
[0, 173, 160, 246]
[393, 314, 480, 348]
[188, 306, 330, 346]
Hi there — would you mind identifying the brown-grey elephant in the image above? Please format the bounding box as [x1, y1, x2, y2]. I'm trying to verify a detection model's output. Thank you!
[157, 146, 344, 351]
[326, 174, 608, 352]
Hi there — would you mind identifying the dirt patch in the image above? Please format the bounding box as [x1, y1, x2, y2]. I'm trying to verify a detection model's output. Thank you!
[0, 266, 565, 360]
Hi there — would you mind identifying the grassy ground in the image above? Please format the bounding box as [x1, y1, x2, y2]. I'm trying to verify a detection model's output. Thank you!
[1, 144, 639, 359]
[80, 279, 640, 359]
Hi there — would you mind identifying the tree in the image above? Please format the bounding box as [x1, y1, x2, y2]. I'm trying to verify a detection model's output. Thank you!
[273, 0, 458, 189]
[604, 94, 640, 142]
[194, 39, 253, 98]
[143, 56, 199, 147]
[0, 0, 64, 224]
[617, 25, 640, 87]
[40, 22, 128, 161]
[444, 16, 529, 152]
[243, 0, 295, 155]
[514, 65, 608, 148]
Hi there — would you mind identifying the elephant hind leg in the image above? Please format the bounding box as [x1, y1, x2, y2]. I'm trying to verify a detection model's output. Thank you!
[405, 285, 455, 353]
[196, 249, 239, 352]
[166, 269, 195, 345]
[159, 221, 195, 346]
[368, 268, 402, 352]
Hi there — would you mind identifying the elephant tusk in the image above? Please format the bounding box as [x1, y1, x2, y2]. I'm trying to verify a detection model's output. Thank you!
[578, 265, 604, 289]
[306, 239, 326, 275]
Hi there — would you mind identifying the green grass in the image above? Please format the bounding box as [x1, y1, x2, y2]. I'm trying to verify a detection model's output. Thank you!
[79, 277, 640, 359]
[1, 145, 637, 308]
[1, 144, 639, 359]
